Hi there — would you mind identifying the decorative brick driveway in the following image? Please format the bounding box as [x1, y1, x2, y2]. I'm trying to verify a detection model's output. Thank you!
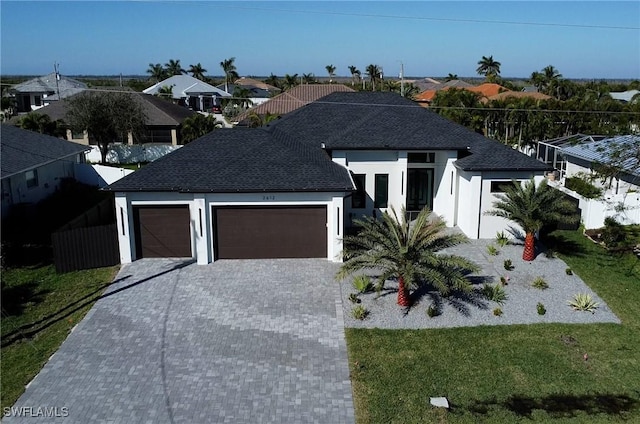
[4, 259, 355, 424]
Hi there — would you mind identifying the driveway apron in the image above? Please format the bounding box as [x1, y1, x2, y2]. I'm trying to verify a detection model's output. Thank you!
[4, 259, 355, 424]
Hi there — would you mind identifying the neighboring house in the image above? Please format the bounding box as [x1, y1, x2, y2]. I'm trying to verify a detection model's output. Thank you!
[486, 91, 552, 102]
[233, 84, 355, 125]
[10, 73, 88, 112]
[106, 92, 549, 265]
[414, 79, 475, 106]
[143, 75, 231, 112]
[219, 77, 281, 106]
[1, 125, 90, 217]
[28, 91, 198, 146]
[543, 134, 640, 195]
[609, 89, 640, 103]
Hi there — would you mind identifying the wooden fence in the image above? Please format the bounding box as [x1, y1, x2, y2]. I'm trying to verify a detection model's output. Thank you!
[52, 196, 120, 273]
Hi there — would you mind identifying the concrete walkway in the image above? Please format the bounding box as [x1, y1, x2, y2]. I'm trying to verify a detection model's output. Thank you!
[4, 259, 354, 424]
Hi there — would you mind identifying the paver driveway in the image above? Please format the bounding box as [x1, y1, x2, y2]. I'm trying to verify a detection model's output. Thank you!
[5, 259, 355, 423]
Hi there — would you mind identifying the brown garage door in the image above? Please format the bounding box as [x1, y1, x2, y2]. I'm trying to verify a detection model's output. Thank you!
[214, 206, 327, 259]
[133, 205, 192, 258]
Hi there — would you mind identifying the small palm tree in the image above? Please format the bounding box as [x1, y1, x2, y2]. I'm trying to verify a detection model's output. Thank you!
[147, 63, 166, 83]
[265, 73, 280, 89]
[348, 65, 360, 86]
[180, 113, 222, 144]
[485, 178, 578, 261]
[282, 73, 299, 90]
[164, 59, 185, 76]
[156, 85, 174, 101]
[337, 206, 479, 307]
[188, 63, 207, 80]
[445, 73, 458, 82]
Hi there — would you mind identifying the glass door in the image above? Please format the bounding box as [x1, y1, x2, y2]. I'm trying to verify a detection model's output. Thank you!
[406, 168, 433, 211]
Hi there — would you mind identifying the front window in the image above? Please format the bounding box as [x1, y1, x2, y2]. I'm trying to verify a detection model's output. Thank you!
[408, 152, 435, 163]
[374, 174, 388, 208]
[26, 169, 38, 188]
[352, 174, 366, 208]
[490, 181, 519, 193]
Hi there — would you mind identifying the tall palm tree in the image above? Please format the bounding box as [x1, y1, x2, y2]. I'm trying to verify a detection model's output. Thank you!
[337, 206, 479, 307]
[476, 55, 501, 78]
[365, 64, 381, 91]
[188, 63, 207, 80]
[164, 59, 185, 76]
[325, 64, 336, 82]
[147, 63, 166, 83]
[348, 65, 360, 86]
[220, 57, 239, 93]
[485, 178, 578, 261]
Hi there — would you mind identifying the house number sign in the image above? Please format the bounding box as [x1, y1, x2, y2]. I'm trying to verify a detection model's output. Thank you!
[262, 195, 276, 201]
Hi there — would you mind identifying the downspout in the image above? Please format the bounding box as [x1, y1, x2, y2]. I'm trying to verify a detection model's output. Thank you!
[477, 173, 483, 239]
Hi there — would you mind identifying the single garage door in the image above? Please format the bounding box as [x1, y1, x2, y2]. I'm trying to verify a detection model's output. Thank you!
[214, 206, 327, 259]
[133, 205, 192, 258]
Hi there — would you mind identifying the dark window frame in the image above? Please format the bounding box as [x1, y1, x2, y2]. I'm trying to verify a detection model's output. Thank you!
[490, 180, 518, 193]
[374, 174, 389, 208]
[351, 174, 366, 209]
[408, 152, 435, 163]
[26, 169, 38, 189]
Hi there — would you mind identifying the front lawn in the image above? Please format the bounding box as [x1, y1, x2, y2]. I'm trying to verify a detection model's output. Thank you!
[346, 229, 640, 423]
[1, 265, 119, 410]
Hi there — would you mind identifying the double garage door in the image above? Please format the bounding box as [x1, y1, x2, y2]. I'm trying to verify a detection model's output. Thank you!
[133, 205, 327, 260]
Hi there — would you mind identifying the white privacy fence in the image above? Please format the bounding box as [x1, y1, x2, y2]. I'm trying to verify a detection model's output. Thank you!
[551, 181, 640, 228]
[74, 163, 134, 188]
[85, 144, 181, 164]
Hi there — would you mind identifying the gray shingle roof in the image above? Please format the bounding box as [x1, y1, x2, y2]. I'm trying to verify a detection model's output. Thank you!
[12, 73, 87, 97]
[106, 91, 549, 193]
[24, 92, 197, 127]
[562, 135, 640, 177]
[269, 92, 550, 171]
[1, 125, 90, 179]
[105, 127, 354, 193]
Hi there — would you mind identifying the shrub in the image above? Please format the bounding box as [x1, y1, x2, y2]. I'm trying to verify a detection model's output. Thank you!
[348, 293, 361, 304]
[352, 275, 373, 293]
[531, 277, 549, 290]
[568, 293, 600, 313]
[486, 244, 499, 256]
[482, 283, 508, 305]
[351, 305, 369, 320]
[537, 302, 546, 315]
[495, 231, 510, 247]
[601, 217, 627, 248]
[565, 268, 573, 275]
[566, 176, 602, 199]
[493, 307, 503, 316]
[426, 304, 441, 318]
[503, 259, 514, 271]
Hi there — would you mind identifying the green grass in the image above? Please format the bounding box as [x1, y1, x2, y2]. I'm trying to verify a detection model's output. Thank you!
[1, 265, 119, 410]
[346, 230, 640, 423]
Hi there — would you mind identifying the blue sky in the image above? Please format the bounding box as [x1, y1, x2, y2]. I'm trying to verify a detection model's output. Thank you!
[1, 1, 639, 79]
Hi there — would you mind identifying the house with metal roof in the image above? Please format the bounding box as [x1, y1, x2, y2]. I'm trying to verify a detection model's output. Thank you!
[106, 92, 550, 265]
[10, 73, 88, 112]
[1, 125, 90, 217]
[143, 75, 231, 112]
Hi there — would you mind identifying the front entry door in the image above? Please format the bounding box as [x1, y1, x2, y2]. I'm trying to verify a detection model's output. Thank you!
[407, 168, 434, 212]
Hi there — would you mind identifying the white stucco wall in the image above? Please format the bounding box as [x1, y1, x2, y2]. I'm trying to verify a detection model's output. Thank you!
[115, 191, 346, 264]
[3, 158, 78, 208]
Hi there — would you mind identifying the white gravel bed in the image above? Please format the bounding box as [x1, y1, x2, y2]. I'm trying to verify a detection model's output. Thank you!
[340, 239, 621, 329]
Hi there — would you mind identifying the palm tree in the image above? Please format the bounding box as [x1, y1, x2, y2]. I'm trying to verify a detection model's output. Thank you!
[325, 64, 336, 83]
[476, 55, 501, 78]
[180, 113, 222, 144]
[232, 86, 254, 110]
[348, 65, 360, 86]
[302, 73, 316, 84]
[365, 64, 381, 91]
[164, 59, 185, 76]
[265, 73, 280, 89]
[147, 63, 166, 83]
[248, 111, 279, 128]
[445, 73, 458, 82]
[188, 63, 207, 80]
[485, 178, 578, 261]
[156, 85, 174, 101]
[220, 57, 239, 93]
[337, 206, 479, 307]
[282, 73, 299, 90]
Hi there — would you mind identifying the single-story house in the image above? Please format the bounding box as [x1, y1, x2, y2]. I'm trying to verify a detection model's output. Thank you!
[10, 73, 88, 112]
[24, 91, 198, 146]
[1, 125, 90, 217]
[106, 92, 550, 265]
[143, 75, 231, 112]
